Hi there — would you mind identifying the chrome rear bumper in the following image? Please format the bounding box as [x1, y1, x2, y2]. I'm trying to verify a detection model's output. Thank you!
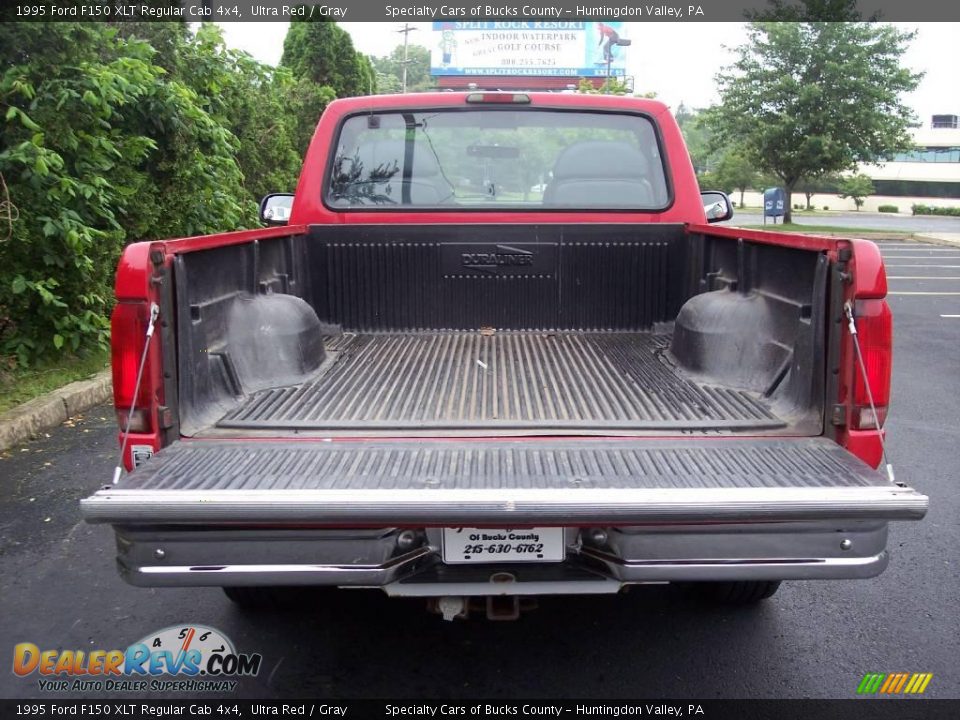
[113, 521, 892, 593]
[88, 437, 926, 594]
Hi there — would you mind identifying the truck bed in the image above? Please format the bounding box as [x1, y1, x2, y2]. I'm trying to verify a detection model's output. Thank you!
[173, 224, 828, 437]
[215, 331, 782, 432]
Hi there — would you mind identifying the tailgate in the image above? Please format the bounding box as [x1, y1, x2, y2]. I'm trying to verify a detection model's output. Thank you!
[82, 438, 927, 526]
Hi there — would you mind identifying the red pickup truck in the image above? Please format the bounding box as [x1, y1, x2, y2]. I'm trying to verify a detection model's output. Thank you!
[82, 92, 927, 619]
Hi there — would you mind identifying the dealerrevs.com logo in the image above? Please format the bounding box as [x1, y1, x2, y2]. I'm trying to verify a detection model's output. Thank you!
[13, 624, 261, 693]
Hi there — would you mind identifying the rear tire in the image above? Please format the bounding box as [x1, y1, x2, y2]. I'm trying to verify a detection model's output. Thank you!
[679, 580, 781, 605]
[222, 586, 334, 609]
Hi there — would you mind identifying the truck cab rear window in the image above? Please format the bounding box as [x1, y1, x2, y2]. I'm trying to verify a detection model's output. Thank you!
[326, 110, 670, 210]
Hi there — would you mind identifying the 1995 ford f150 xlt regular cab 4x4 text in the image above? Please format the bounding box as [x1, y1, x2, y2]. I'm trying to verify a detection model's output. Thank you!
[81, 92, 927, 619]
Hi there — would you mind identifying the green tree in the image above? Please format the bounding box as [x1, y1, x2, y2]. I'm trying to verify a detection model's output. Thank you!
[705, 22, 920, 223]
[0, 21, 333, 368]
[173, 25, 304, 199]
[280, 18, 369, 98]
[676, 104, 720, 176]
[747, 0, 875, 21]
[837, 174, 875, 210]
[711, 150, 758, 207]
[375, 72, 402, 95]
[115, 23, 308, 206]
[357, 54, 377, 95]
[373, 44, 434, 93]
[112, 21, 191, 75]
[796, 172, 840, 210]
[285, 76, 337, 157]
[577, 77, 634, 95]
[131, 23, 264, 237]
[0, 23, 254, 366]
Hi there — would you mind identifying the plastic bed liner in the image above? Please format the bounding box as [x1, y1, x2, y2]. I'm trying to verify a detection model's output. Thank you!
[215, 332, 784, 432]
[81, 437, 927, 525]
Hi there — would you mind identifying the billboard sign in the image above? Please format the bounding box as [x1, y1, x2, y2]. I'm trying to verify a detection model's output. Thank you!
[431, 21, 627, 77]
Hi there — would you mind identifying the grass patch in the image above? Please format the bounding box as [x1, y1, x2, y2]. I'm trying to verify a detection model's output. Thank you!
[737, 223, 914, 238]
[0, 349, 110, 415]
[734, 207, 840, 216]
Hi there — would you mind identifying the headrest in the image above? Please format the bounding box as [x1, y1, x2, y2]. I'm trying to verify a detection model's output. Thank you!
[551, 141, 650, 181]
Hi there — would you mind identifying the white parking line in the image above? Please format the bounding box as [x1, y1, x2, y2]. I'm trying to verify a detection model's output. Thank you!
[885, 264, 960, 268]
[887, 276, 960, 280]
[888, 292, 960, 296]
[878, 256, 960, 260]
[941, 314, 960, 318]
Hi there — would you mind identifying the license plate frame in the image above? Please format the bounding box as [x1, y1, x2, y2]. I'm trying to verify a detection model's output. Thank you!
[441, 527, 566, 564]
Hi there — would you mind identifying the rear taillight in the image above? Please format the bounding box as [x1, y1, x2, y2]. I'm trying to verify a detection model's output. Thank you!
[851, 299, 892, 430]
[111, 302, 154, 433]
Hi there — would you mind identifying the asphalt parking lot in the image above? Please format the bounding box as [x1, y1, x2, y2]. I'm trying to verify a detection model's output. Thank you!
[1, 239, 958, 701]
[725, 210, 960, 234]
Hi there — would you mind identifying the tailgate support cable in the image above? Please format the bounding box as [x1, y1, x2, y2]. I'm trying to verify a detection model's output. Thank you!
[844, 301, 896, 484]
[112, 302, 160, 485]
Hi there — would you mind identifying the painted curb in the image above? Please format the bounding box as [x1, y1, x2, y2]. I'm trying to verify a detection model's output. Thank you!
[915, 233, 960, 248]
[0, 370, 112, 452]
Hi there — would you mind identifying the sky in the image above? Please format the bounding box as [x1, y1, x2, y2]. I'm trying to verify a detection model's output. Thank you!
[218, 22, 958, 123]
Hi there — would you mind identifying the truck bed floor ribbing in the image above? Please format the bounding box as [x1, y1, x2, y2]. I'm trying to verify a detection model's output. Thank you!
[216, 332, 783, 431]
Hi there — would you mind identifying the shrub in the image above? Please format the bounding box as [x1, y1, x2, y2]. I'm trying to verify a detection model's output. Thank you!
[912, 204, 960, 217]
[878, 204, 899, 213]
[837, 174, 875, 211]
[823, 206, 830, 211]
[0, 23, 324, 367]
[0, 26, 168, 364]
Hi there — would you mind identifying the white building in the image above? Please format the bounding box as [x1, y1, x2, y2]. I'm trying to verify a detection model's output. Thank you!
[741, 115, 960, 213]
[858, 115, 960, 210]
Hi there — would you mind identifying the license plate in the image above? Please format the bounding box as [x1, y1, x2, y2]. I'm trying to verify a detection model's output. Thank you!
[441, 527, 565, 564]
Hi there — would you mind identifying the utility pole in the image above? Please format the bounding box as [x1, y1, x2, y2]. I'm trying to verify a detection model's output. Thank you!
[396, 23, 418, 93]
